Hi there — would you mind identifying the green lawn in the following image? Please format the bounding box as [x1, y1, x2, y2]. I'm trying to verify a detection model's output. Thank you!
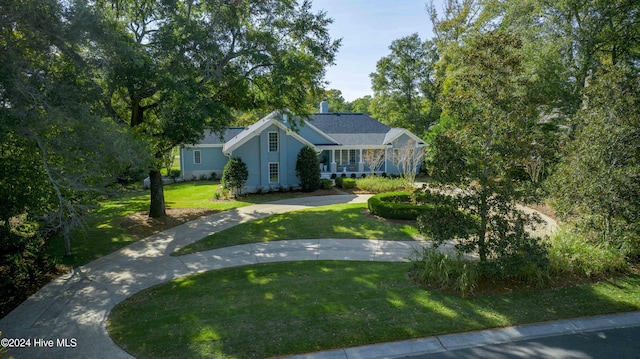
[108, 261, 640, 359]
[46, 181, 302, 268]
[174, 203, 421, 255]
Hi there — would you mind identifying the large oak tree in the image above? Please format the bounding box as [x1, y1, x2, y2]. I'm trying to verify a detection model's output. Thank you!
[91, 0, 340, 217]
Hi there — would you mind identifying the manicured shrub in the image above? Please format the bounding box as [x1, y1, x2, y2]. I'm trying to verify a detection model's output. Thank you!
[350, 173, 356, 179]
[321, 178, 333, 190]
[341, 178, 355, 189]
[335, 176, 355, 189]
[295, 146, 321, 192]
[330, 173, 337, 179]
[222, 157, 248, 197]
[367, 192, 430, 220]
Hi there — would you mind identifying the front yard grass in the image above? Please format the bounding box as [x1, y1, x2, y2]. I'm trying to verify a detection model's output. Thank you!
[46, 181, 302, 268]
[174, 203, 421, 255]
[108, 260, 640, 359]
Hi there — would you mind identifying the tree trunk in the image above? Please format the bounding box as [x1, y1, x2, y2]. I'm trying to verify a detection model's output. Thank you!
[149, 169, 166, 218]
[478, 188, 488, 263]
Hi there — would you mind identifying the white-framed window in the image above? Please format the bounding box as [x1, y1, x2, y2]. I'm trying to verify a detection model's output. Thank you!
[268, 131, 279, 152]
[336, 149, 358, 165]
[393, 148, 399, 166]
[193, 150, 201, 165]
[269, 162, 279, 183]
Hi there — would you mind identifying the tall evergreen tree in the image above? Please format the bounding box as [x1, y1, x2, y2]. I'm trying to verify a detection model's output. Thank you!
[427, 31, 546, 271]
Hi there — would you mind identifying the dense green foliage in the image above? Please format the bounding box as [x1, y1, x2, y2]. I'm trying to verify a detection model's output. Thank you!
[370, 34, 440, 135]
[549, 64, 640, 257]
[426, 31, 547, 269]
[221, 157, 249, 197]
[0, 0, 152, 314]
[546, 226, 630, 278]
[295, 146, 321, 192]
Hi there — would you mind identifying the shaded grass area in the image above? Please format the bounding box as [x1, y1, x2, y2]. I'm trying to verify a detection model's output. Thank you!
[45, 181, 287, 268]
[45, 181, 351, 268]
[174, 203, 421, 255]
[108, 261, 640, 359]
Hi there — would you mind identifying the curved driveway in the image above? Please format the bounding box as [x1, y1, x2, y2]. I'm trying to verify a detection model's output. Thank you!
[1, 194, 404, 358]
[0, 194, 563, 359]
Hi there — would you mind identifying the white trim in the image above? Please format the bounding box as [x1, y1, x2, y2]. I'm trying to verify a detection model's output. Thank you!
[316, 144, 391, 150]
[180, 148, 185, 180]
[193, 150, 202, 165]
[384, 128, 427, 146]
[268, 131, 279, 152]
[184, 144, 224, 148]
[223, 111, 318, 154]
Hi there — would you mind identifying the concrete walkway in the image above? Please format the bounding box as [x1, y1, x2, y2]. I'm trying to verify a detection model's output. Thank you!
[1, 194, 637, 359]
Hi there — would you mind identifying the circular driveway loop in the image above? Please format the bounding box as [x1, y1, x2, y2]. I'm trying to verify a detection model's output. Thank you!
[0, 194, 569, 359]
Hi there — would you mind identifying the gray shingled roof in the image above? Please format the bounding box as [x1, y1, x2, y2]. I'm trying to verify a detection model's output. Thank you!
[308, 113, 391, 134]
[199, 127, 246, 145]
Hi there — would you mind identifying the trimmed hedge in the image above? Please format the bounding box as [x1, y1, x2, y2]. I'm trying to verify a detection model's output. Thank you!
[321, 178, 333, 190]
[368, 192, 431, 220]
[335, 176, 356, 189]
[367, 191, 470, 222]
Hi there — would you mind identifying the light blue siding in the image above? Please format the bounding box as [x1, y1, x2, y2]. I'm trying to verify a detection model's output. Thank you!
[229, 124, 308, 191]
[385, 134, 422, 174]
[181, 146, 228, 179]
[230, 134, 261, 187]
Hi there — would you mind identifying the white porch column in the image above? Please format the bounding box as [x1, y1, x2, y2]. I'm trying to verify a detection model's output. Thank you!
[384, 148, 388, 174]
[358, 149, 364, 173]
[331, 149, 337, 173]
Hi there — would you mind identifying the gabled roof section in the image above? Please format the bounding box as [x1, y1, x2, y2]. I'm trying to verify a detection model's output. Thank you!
[299, 119, 339, 145]
[309, 113, 391, 134]
[223, 111, 317, 153]
[383, 128, 427, 146]
[195, 128, 246, 146]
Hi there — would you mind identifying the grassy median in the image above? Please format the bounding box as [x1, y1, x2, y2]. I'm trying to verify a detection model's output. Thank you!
[174, 203, 421, 255]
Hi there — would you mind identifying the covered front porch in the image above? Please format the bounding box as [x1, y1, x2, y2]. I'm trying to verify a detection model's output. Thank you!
[318, 147, 389, 178]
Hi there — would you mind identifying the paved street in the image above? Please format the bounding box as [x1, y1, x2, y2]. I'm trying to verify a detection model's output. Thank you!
[403, 325, 640, 359]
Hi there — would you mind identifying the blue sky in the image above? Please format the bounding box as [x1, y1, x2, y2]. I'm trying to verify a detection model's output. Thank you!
[311, 0, 443, 101]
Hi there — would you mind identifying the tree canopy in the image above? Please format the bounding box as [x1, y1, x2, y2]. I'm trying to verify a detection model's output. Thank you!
[89, 0, 340, 217]
[369, 34, 439, 136]
[1, 0, 150, 256]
